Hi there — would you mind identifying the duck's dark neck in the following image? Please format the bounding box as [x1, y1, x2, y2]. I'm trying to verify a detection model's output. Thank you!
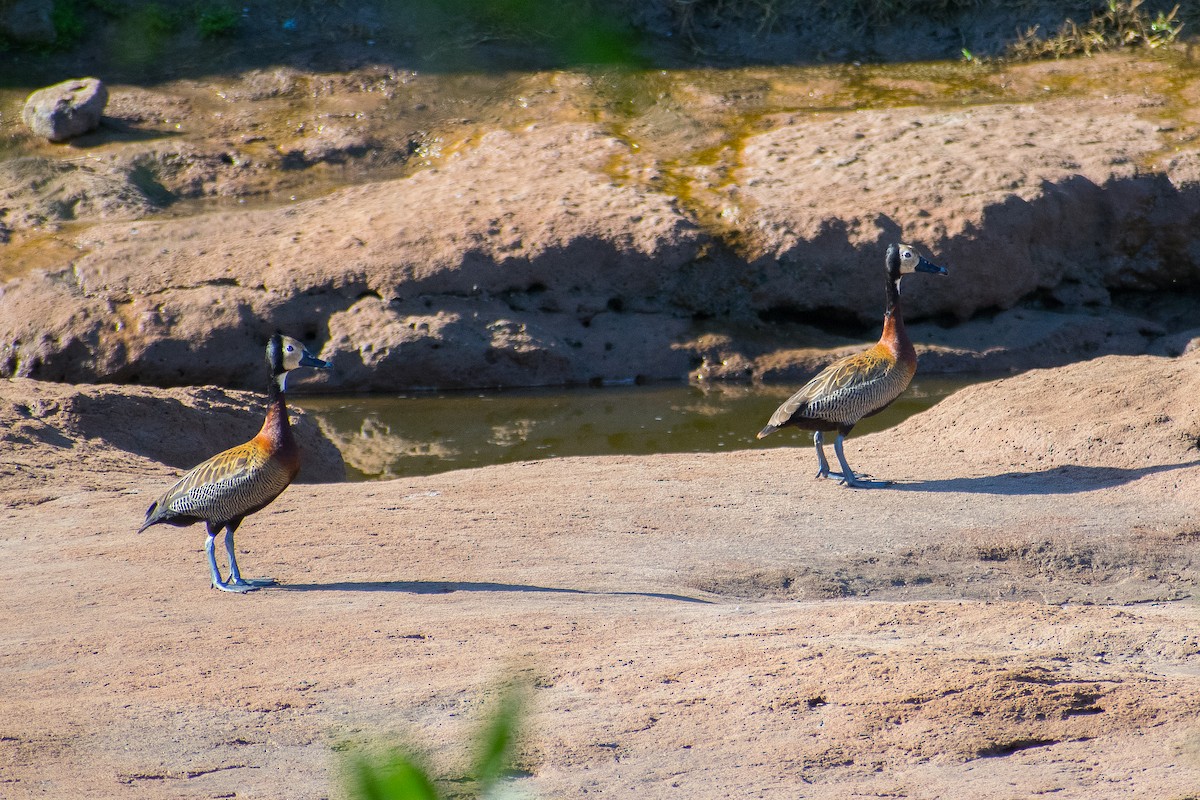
[881, 276, 914, 361]
[266, 370, 286, 406]
[885, 274, 902, 315]
[258, 372, 293, 444]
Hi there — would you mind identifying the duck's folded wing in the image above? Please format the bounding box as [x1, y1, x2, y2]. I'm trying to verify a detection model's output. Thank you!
[767, 347, 893, 428]
[142, 443, 266, 526]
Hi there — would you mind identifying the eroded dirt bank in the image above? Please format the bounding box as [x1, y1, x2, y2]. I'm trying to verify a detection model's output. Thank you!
[2, 51, 1200, 391]
[2, 352, 1199, 798]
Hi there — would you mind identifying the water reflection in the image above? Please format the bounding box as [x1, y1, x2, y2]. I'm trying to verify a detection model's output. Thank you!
[292, 377, 974, 481]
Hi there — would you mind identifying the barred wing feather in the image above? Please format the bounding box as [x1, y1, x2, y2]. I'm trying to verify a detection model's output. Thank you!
[766, 346, 897, 429]
[141, 442, 289, 529]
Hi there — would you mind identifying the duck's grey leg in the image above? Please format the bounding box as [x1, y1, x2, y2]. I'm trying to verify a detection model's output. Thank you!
[815, 431, 848, 481]
[204, 527, 254, 593]
[204, 528, 232, 590]
[224, 526, 274, 589]
[813, 431, 831, 479]
[833, 433, 889, 488]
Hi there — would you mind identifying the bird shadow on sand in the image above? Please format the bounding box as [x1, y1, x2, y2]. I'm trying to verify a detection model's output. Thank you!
[278, 580, 712, 603]
[884, 459, 1200, 495]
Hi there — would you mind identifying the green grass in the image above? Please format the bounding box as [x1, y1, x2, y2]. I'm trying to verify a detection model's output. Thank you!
[5, 0, 239, 56]
[50, 0, 87, 48]
[3, 1, 1195, 76]
[106, 3, 176, 68]
[196, 5, 240, 39]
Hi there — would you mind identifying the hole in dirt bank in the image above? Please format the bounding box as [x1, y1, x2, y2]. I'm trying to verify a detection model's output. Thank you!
[1109, 287, 1200, 334]
[1063, 705, 1104, 717]
[128, 164, 176, 208]
[690, 568, 798, 598]
[974, 539, 1098, 571]
[976, 738, 1058, 758]
[279, 150, 308, 170]
[689, 568, 859, 600]
[757, 304, 871, 338]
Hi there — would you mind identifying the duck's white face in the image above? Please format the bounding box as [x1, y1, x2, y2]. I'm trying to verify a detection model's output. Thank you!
[280, 335, 308, 371]
[896, 243, 921, 275]
[270, 334, 332, 392]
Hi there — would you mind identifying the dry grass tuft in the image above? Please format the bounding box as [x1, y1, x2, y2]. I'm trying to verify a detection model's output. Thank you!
[1007, 0, 1184, 60]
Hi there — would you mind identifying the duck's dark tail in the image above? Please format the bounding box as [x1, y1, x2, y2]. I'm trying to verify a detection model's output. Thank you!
[138, 500, 161, 533]
[756, 425, 778, 440]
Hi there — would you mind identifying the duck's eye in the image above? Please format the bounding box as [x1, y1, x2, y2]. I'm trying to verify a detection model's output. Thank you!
[286, 345, 295, 352]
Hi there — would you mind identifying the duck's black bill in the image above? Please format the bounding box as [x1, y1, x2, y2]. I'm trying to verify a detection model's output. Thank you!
[916, 256, 948, 276]
[300, 351, 334, 369]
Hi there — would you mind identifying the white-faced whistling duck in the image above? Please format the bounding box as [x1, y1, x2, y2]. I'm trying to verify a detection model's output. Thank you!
[138, 333, 332, 592]
[756, 243, 947, 488]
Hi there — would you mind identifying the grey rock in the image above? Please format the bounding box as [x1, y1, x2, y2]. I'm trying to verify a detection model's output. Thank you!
[22, 78, 109, 142]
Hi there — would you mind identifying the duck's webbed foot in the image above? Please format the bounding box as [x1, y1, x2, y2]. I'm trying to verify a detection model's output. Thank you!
[837, 473, 892, 489]
[204, 528, 276, 593]
[231, 577, 276, 589]
[212, 576, 262, 593]
[220, 529, 276, 591]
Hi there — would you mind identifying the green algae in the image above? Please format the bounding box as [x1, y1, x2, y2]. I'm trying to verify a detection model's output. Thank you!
[581, 48, 1200, 250]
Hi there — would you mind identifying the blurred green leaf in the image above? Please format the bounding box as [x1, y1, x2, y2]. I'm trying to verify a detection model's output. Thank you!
[344, 678, 531, 800]
[473, 685, 525, 793]
[349, 751, 440, 800]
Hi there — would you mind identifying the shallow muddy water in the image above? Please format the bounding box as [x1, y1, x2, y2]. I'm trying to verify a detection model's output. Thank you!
[292, 376, 978, 480]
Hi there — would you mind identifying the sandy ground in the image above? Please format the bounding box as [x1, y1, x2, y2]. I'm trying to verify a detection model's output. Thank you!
[3, 16, 1200, 798]
[3, 353, 1200, 799]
